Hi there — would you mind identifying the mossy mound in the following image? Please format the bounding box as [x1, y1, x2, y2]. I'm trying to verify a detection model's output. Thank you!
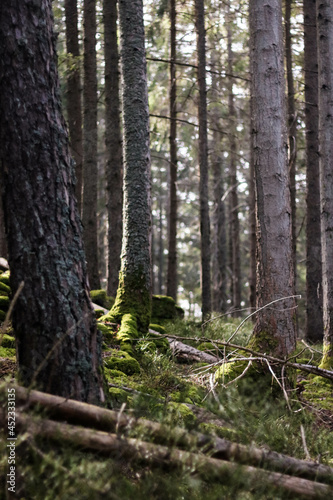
[0, 270, 10, 287]
[104, 368, 129, 383]
[108, 387, 131, 405]
[151, 295, 184, 322]
[1, 334, 15, 349]
[0, 346, 16, 359]
[90, 289, 114, 310]
[301, 376, 333, 411]
[166, 402, 197, 428]
[0, 269, 11, 323]
[104, 349, 140, 376]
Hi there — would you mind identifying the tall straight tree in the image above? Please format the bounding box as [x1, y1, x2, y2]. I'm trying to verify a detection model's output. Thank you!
[195, 0, 211, 320]
[107, 0, 152, 332]
[82, 0, 100, 290]
[317, 0, 333, 367]
[304, 0, 323, 342]
[0, 202, 7, 259]
[166, 0, 178, 301]
[0, 0, 104, 402]
[65, 0, 83, 213]
[104, 0, 123, 297]
[250, 0, 296, 355]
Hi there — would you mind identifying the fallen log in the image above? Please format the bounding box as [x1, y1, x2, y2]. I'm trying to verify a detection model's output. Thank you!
[6, 384, 333, 485]
[0, 408, 330, 499]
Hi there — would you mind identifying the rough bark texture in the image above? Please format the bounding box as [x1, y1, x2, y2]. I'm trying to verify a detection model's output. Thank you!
[304, 0, 323, 342]
[195, 0, 212, 320]
[104, 0, 123, 297]
[0, 0, 104, 403]
[110, 0, 152, 332]
[166, 0, 178, 301]
[0, 200, 7, 259]
[250, 0, 296, 356]
[65, 0, 83, 214]
[249, 103, 257, 314]
[227, 14, 241, 313]
[82, 0, 100, 290]
[317, 0, 333, 367]
[285, 0, 297, 289]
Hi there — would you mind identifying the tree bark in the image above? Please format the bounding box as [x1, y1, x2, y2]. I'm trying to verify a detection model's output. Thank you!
[82, 0, 100, 290]
[0, 0, 104, 403]
[65, 0, 83, 214]
[166, 0, 178, 301]
[104, 0, 123, 298]
[317, 0, 333, 367]
[109, 0, 152, 332]
[303, 0, 323, 342]
[195, 0, 212, 320]
[0, 199, 7, 259]
[250, 0, 296, 355]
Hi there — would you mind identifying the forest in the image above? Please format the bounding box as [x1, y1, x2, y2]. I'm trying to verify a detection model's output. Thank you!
[0, 0, 333, 498]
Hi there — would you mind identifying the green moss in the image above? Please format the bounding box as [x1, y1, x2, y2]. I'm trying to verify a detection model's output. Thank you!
[166, 402, 197, 428]
[149, 324, 166, 334]
[0, 281, 10, 295]
[104, 368, 129, 381]
[302, 376, 333, 411]
[247, 329, 279, 354]
[117, 314, 139, 343]
[108, 387, 130, 405]
[151, 295, 184, 321]
[104, 349, 140, 375]
[198, 423, 239, 440]
[101, 272, 151, 333]
[0, 271, 10, 286]
[90, 289, 114, 310]
[97, 322, 116, 342]
[319, 343, 333, 370]
[0, 296, 10, 312]
[0, 346, 16, 359]
[1, 334, 15, 349]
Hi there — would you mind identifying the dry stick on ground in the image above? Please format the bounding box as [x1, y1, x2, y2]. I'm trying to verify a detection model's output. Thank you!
[0, 408, 330, 499]
[5, 384, 333, 485]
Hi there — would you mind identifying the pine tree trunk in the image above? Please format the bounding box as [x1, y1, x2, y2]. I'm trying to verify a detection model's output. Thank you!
[110, 0, 152, 332]
[227, 13, 241, 313]
[0, 200, 7, 259]
[65, 0, 83, 214]
[195, 0, 211, 320]
[82, 0, 100, 290]
[250, 0, 296, 356]
[166, 0, 178, 301]
[285, 0, 297, 290]
[104, 0, 123, 298]
[317, 0, 333, 367]
[0, 0, 104, 403]
[249, 97, 257, 313]
[304, 0, 323, 342]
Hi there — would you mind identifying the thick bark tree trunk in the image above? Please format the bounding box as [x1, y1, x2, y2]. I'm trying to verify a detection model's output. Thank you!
[317, 0, 333, 367]
[65, 0, 83, 214]
[250, 0, 296, 356]
[104, 0, 123, 298]
[82, 0, 100, 290]
[0, 0, 104, 403]
[166, 0, 178, 301]
[195, 0, 212, 320]
[304, 0, 323, 342]
[109, 0, 152, 332]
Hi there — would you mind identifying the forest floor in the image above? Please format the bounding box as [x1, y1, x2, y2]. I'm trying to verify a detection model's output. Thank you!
[1, 314, 333, 499]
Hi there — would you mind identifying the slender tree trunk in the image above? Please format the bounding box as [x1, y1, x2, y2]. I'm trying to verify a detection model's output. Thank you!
[249, 95, 256, 313]
[166, 0, 178, 301]
[250, 0, 296, 356]
[227, 12, 241, 313]
[317, 0, 333, 367]
[0, 200, 7, 259]
[65, 0, 83, 214]
[0, 0, 104, 403]
[285, 0, 297, 288]
[82, 0, 100, 290]
[195, 0, 211, 320]
[109, 0, 152, 332]
[158, 196, 164, 295]
[104, 0, 123, 297]
[304, 0, 323, 342]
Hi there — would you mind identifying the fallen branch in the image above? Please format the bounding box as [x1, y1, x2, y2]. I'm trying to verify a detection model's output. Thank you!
[0, 409, 331, 499]
[5, 385, 333, 485]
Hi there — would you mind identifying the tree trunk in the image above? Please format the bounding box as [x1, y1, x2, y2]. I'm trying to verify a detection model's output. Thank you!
[250, 0, 296, 356]
[109, 0, 152, 332]
[195, 0, 211, 320]
[104, 0, 123, 298]
[227, 11, 241, 313]
[285, 0, 297, 290]
[0, 200, 7, 259]
[304, 0, 323, 342]
[317, 0, 333, 368]
[82, 0, 100, 290]
[249, 100, 257, 314]
[158, 196, 164, 295]
[0, 0, 104, 403]
[166, 0, 178, 301]
[65, 0, 83, 214]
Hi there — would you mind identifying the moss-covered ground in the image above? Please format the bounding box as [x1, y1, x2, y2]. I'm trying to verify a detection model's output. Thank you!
[1, 314, 333, 499]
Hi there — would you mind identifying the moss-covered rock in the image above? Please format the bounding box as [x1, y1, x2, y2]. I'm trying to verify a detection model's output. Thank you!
[1, 334, 15, 349]
[90, 290, 114, 310]
[108, 387, 130, 405]
[0, 281, 10, 296]
[104, 368, 129, 382]
[151, 295, 184, 322]
[0, 271, 10, 287]
[104, 349, 140, 375]
[0, 346, 16, 359]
